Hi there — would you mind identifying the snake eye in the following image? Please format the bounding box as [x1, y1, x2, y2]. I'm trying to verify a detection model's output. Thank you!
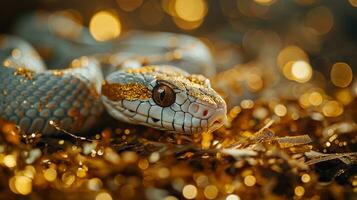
[152, 83, 176, 107]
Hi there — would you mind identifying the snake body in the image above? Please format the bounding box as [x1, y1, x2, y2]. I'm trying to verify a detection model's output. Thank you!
[0, 13, 227, 135]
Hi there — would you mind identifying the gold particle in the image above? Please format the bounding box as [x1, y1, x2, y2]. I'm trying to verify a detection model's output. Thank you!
[244, 175, 256, 187]
[204, 185, 219, 199]
[330, 62, 353, 88]
[95, 192, 113, 200]
[294, 186, 305, 196]
[14, 68, 34, 80]
[102, 82, 151, 101]
[182, 184, 198, 199]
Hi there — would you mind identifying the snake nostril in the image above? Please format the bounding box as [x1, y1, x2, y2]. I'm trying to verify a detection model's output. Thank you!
[203, 109, 208, 117]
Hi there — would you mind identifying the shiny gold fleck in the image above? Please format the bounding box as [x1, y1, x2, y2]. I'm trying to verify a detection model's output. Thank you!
[102, 82, 151, 101]
[14, 68, 34, 80]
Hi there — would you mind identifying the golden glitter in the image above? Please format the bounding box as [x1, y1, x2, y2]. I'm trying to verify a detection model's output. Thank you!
[126, 66, 155, 74]
[187, 74, 209, 86]
[14, 68, 34, 80]
[52, 70, 64, 76]
[102, 82, 151, 101]
[182, 184, 198, 199]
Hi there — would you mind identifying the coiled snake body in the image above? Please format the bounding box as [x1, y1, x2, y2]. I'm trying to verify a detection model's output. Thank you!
[0, 13, 227, 135]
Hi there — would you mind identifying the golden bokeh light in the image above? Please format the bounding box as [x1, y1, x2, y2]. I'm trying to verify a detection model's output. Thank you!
[11, 176, 32, 195]
[182, 184, 198, 199]
[335, 89, 353, 105]
[330, 62, 353, 88]
[116, 0, 143, 12]
[322, 100, 343, 117]
[4, 155, 16, 168]
[95, 192, 113, 200]
[244, 175, 256, 187]
[294, 186, 305, 196]
[277, 46, 309, 69]
[174, 0, 208, 22]
[301, 174, 311, 183]
[204, 185, 219, 199]
[274, 104, 287, 117]
[305, 6, 334, 35]
[226, 194, 241, 200]
[308, 91, 323, 106]
[283, 60, 312, 83]
[291, 61, 313, 83]
[89, 11, 121, 42]
[44, 168, 57, 182]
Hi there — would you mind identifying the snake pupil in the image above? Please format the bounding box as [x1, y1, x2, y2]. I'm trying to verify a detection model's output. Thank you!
[153, 83, 176, 107]
[159, 89, 165, 101]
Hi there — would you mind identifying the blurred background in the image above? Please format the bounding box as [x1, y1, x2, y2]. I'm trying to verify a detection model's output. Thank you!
[1, 0, 356, 74]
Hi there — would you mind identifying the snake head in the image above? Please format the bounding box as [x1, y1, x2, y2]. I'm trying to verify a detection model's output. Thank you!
[101, 65, 227, 134]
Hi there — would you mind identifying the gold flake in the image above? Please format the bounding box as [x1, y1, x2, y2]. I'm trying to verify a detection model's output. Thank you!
[14, 68, 34, 80]
[102, 82, 151, 101]
[126, 66, 156, 74]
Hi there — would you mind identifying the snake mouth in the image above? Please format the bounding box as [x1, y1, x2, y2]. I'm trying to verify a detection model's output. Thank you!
[103, 100, 207, 133]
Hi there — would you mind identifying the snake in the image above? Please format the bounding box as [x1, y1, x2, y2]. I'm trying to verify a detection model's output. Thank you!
[0, 12, 227, 135]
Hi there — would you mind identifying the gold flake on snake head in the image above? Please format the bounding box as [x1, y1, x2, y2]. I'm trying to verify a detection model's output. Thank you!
[102, 82, 152, 101]
[14, 68, 34, 80]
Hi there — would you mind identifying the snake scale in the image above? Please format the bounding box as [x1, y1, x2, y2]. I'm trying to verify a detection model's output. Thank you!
[0, 12, 227, 135]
